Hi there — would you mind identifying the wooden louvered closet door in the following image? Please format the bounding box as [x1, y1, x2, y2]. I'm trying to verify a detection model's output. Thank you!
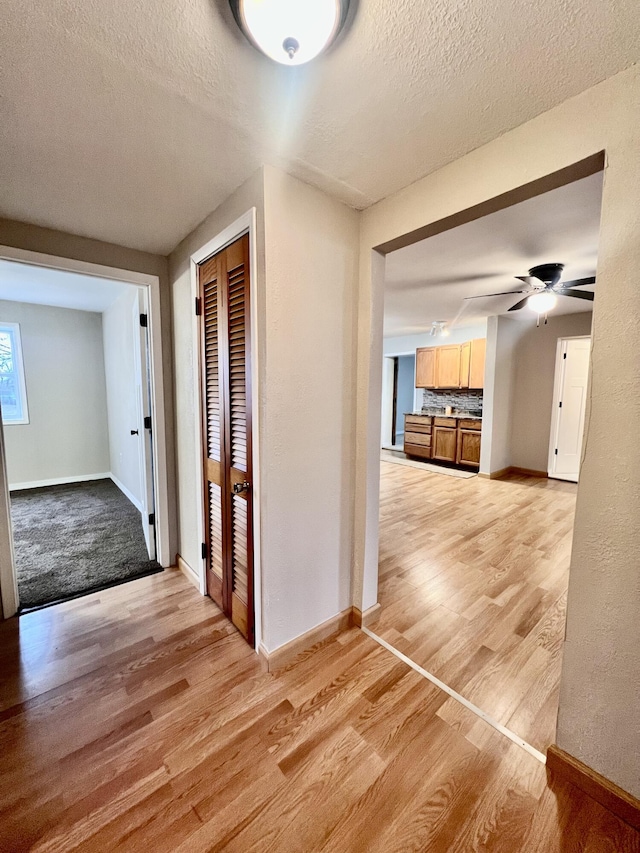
[198, 234, 254, 645]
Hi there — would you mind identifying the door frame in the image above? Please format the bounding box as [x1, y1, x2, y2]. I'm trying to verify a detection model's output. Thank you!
[189, 208, 262, 652]
[381, 350, 420, 449]
[0, 245, 171, 619]
[548, 335, 591, 481]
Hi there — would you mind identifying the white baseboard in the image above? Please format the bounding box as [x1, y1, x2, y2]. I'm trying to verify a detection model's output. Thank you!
[9, 472, 111, 491]
[109, 474, 143, 512]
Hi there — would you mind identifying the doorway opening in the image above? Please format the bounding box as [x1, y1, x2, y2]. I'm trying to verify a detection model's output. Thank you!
[372, 166, 602, 756]
[0, 252, 169, 614]
[381, 353, 416, 450]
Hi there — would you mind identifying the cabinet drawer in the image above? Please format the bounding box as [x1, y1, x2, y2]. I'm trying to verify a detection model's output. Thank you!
[433, 417, 457, 427]
[458, 419, 482, 430]
[405, 415, 432, 427]
[405, 432, 431, 447]
[404, 443, 431, 460]
[403, 419, 431, 435]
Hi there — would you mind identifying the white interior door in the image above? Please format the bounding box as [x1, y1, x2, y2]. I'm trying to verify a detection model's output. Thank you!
[548, 336, 591, 482]
[132, 290, 156, 560]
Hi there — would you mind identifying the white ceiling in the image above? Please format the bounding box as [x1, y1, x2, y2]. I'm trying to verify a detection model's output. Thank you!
[383, 171, 603, 337]
[0, 260, 132, 313]
[0, 1, 639, 254]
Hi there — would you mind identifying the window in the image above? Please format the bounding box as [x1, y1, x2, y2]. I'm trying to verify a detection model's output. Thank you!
[0, 322, 29, 424]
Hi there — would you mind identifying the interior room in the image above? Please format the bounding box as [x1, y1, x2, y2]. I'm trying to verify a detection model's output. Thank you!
[1, 1, 640, 850]
[0, 260, 160, 609]
[374, 171, 601, 754]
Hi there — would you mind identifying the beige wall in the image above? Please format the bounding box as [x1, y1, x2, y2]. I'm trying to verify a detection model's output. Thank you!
[1, 300, 110, 486]
[168, 166, 359, 653]
[0, 218, 177, 556]
[480, 315, 521, 475]
[510, 312, 592, 472]
[262, 166, 359, 650]
[356, 64, 640, 796]
[168, 169, 266, 582]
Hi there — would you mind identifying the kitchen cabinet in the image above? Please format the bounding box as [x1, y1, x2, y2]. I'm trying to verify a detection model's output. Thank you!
[469, 338, 486, 389]
[415, 339, 486, 389]
[435, 345, 461, 388]
[459, 341, 471, 388]
[457, 429, 482, 466]
[404, 415, 481, 469]
[403, 414, 432, 459]
[415, 347, 436, 388]
[432, 425, 457, 462]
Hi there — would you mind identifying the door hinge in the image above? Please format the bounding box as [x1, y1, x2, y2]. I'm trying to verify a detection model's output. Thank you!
[195, 297, 202, 316]
[201, 542, 207, 560]
[559, 401, 562, 408]
[563, 352, 567, 359]
[144, 415, 152, 430]
[554, 449, 558, 455]
[140, 313, 148, 327]
[148, 512, 155, 525]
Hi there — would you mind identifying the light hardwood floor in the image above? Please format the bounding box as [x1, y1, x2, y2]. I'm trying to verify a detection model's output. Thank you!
[1, 569, 639, 851]
[377, 461, 578, 753]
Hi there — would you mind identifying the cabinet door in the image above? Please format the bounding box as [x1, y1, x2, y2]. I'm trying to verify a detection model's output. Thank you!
[435, 345, 461, 388]
[469, 338, 486, 389]
[432, 426, 457, 462]
[459, 341, 471, 388]
[416, 347, 436, 387]
[457, 429, 481, 467]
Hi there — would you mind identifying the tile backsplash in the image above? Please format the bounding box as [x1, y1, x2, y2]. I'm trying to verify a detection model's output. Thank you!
[420, 388, 483, 413]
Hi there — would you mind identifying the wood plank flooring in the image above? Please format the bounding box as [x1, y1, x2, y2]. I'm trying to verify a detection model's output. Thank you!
[376, 461, 578, 753]
[1, 569, 639, 851]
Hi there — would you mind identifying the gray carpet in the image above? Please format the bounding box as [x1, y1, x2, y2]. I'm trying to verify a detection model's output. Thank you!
[11, 478, 161, 609]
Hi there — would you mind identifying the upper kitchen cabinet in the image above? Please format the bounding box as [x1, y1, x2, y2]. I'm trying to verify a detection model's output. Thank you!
[415, 347, 436, 387]
[435, 345, 461, 388]
[417, 338, 486, 389]
[468, 338, 486, 389]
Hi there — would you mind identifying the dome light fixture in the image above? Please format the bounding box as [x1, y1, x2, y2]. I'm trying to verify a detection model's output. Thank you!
[430, 321, 449, 338]
[527, 291, 558, 315]
[230, 0, 350, 66]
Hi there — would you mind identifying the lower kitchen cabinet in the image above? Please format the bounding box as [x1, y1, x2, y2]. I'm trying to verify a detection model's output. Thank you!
[457, 428, 482, 467]
[432, 426, 457, 463]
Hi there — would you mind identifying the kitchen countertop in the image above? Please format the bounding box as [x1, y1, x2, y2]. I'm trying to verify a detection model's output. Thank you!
[405, 411, 483, 420]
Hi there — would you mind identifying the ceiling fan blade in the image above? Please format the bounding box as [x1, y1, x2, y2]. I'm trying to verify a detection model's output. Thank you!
[560, 276, 596, 288]
[464, 290, 527, 300]
[555, 288, 595, 302]
[515, 275, 543, 287]
[508, 296, 532, 312]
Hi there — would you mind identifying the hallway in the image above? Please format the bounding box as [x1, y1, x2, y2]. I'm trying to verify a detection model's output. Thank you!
[1, 570, 637, 851]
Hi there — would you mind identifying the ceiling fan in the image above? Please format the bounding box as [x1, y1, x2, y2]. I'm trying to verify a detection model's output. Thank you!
[464, 263, 596, 314]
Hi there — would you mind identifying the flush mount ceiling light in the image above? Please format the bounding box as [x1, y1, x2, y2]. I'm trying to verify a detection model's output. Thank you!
[527, 291, 558, 315]
[229, 0, 350, 65]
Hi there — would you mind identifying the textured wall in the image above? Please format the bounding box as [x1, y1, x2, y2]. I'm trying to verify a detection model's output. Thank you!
[357, 64, 640, 796]
[510, 312, 592, 472]
[1, 300, 110, 486]
[261, 167, 359, 651]
[168, 169, 266, 584]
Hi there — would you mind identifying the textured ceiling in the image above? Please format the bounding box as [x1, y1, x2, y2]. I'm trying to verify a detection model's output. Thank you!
[0, 1, 638, 254]
[384, 171, 603, 337]
[0, 260, 131, 312]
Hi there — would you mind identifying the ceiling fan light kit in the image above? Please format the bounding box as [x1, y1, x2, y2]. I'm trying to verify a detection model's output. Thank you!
[229, 0, 350, 65]
[527, 291, 557, 314]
